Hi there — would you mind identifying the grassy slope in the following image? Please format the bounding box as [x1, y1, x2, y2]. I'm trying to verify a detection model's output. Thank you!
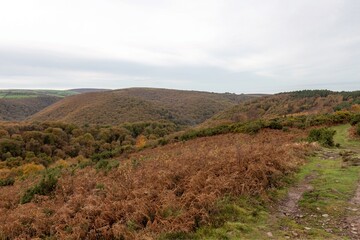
[180, 124, 360, 240]
[29, 88, 257, 126]
[333, 124, 360, 149]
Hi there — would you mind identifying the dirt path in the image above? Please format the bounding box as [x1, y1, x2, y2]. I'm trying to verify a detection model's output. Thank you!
[343, 146, 360, 239]
[316, 148, 360, 239]
[279, 173, 316, 217]
[346, 179, 360, 239]
[269, 126, 360, 239]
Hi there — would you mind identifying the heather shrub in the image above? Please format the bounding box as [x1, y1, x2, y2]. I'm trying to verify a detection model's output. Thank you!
[78, 159, 93, 169]
[0, 177, 15, 187]
[158, 138, 169, 146]
[236, 121, 264, 134]
[304, 114, 330, 127]
[91, 150, 114, 162]
[95, 159, 119, 172]
[179, 130, 201, 141]
[350, 114, 360, 126]
[308, 128, 336, 147]
[20, 173, 58, 204]
[5, 156, 23, 168]
[266, 120, 283, 130]
[333, 102, 351, 111]
[179, 125, 231, 141]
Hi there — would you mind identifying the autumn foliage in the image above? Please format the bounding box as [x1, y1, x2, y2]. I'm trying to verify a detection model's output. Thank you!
[0, 129, 316, 239]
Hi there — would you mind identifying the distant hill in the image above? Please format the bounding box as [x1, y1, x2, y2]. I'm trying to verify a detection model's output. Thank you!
[29, 88, 260, 126]
[0, 90, 79, 121]
[68, 88, 110, 93]
[205, 90, 360, 126]
[0, 89, 77, 99]
[0, 96, 61, 121]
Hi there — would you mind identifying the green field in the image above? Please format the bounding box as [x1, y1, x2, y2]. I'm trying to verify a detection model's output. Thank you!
[0, 90, 78, 99]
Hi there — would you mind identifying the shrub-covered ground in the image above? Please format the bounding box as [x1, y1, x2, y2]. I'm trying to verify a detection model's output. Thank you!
[0, 129, 316, 239]
[1, 110, 360, 239]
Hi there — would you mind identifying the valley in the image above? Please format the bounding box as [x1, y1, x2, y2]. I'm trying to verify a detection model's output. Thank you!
[2, 1, 359, 239]
[0, 89, 359, 239]
[0, 89, 106, 121]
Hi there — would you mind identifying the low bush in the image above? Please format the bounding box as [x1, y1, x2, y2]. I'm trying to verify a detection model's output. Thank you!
[356, 123, 360, 137]
[91, 150, 114, 162]
[331, 111, 352, 124]
[350, 114, 360, 126]
[20, 173, 58, 204]
[0, 177, 15, 187]
[308, 128, 336, 147]
[333, 102, 351, 111]
[266, 120, 283, 130]
[235, 121, 264, 134]
[179, 125, 231, 141]
[95, 159, 119, 172]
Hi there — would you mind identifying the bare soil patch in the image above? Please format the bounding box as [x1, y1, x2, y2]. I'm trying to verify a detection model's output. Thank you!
[279, 173, 316, 217]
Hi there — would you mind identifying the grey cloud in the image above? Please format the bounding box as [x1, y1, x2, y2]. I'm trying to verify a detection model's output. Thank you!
[0, 47, 359, 93]
[1, 0, 360, 93]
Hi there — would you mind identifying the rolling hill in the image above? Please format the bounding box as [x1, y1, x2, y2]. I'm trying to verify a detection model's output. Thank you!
[28, 88, 261, 126]
[68, 88, 110, 93]
[205, 90, 360, 126]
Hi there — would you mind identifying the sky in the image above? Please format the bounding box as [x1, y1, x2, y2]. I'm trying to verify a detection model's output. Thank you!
[0, 0, 359, 93]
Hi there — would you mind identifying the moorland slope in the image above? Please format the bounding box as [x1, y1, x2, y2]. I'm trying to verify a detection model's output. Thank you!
[205, 90, 360, 126]
[29, 88, 259, 126]
[1, 91, 360, 239]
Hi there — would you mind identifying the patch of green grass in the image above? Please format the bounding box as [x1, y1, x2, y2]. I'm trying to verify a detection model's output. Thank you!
[158, 231, 196, 240]
[293, 125, 360, 237]
[274, 217, 334, 240]
[188, 197, 271, 240]
[299, 157, 360, 214]
[331, 124, 360, 148]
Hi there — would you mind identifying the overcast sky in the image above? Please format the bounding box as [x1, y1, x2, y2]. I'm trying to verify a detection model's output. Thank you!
[0, 0, 359, 93]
